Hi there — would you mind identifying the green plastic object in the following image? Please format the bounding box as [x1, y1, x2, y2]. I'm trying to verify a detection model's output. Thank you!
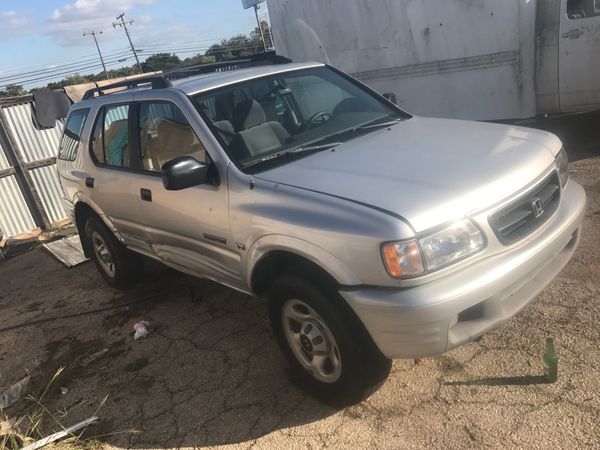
[542, 337, 558, 383]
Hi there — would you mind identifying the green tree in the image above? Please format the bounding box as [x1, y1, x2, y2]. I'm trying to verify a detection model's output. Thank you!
[47, 74, 94, 90]
[182, 54, 216, 66]
[141, 53, 182, 72]
[0, 84, 26, 97]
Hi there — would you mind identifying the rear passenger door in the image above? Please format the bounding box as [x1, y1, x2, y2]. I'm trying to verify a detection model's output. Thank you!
[87, 102, 153, 254]
[129, 100, 242, 287]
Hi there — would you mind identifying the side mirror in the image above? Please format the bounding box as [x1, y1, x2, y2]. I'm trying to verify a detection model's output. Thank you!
[161, 156, 208, 190]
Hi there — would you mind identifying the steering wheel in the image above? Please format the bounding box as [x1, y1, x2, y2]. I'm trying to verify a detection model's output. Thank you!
[302, 111, 333, 130]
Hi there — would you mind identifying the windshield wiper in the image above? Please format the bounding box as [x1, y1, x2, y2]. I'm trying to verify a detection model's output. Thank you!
[250, 142, 342, 166]
[353, 118, 402, 131]
[288, 142, 342, 154]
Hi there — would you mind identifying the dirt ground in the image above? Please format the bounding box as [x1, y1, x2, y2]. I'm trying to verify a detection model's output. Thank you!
[1, 114, 599, 449]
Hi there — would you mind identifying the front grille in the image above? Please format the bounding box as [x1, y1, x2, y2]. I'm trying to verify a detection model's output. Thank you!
[489, 172, 561, 245]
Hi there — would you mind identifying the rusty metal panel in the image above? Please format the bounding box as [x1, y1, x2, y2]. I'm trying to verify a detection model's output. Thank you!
[29, 165, 67, 224]
[0, 101, 68, 236]
[0, 174, 36, 237]
[1, 103, 64, 163]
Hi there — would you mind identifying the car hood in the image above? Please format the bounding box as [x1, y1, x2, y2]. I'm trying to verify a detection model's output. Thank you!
[255, 117, 561, 233]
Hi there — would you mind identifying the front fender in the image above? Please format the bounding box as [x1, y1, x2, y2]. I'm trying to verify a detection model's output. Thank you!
[244, 234, 362, 288]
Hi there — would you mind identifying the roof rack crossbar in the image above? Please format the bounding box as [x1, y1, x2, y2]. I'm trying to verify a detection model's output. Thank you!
[82, 76, 171, 101]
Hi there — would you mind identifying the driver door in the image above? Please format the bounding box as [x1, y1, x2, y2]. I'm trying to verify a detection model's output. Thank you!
[130, 100, 243, 287]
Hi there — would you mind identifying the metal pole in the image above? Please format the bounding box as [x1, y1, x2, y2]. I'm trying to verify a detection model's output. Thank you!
[113, 12, 143, 73]
[83, 31, 109, 80]
[254, 4, 267, 52]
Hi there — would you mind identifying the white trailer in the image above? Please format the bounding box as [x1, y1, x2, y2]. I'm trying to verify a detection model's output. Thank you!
[267, 0, 600, 120]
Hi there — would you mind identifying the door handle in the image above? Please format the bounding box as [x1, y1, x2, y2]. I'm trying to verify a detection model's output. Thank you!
[140, 188, 152, 202]
[561, 29, 584, 39]
[85, 177, 94, 188]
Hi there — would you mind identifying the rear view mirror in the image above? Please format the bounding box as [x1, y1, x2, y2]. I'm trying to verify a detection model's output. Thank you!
[383, 93, 397, 104]
[161, 156, 208, 190]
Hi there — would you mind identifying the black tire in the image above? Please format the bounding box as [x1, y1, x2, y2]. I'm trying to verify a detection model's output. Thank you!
[269, 274, 391, 405]
[84, 216, 143, 289]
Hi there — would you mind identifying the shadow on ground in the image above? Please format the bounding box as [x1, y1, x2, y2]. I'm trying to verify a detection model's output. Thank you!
[0, 251, 336, 448]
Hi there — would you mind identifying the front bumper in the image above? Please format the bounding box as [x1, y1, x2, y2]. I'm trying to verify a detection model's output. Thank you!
[341, 181, 587, 359]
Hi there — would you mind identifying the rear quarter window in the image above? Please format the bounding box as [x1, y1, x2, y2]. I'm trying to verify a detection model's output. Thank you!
[58, 108, 89, 161]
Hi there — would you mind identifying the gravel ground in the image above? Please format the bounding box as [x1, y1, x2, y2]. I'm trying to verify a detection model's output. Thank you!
[0, 127, 599, 449]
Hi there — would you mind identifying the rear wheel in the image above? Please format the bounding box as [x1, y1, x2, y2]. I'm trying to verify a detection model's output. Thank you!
[269, 275, 391, 405]
[84, 217, 143, 288]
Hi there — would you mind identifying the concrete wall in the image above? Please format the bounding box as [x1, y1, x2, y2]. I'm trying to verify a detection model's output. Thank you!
[268, 0, 538, 120]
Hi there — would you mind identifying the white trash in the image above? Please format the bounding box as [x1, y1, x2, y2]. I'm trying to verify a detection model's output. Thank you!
[133, 320, 151, 340]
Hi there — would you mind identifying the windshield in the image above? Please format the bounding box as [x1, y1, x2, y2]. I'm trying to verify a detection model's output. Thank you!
[191, 66, 409, 170]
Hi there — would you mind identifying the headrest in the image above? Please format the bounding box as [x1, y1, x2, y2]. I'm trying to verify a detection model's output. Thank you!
[212, 120, 235, 135]
[157, 119, 194, 146]
[234, 100, 266, 130]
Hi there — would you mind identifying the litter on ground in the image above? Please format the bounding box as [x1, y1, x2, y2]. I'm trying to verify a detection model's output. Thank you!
[0, 376, 30, 410]
[133, 321, 152, 340]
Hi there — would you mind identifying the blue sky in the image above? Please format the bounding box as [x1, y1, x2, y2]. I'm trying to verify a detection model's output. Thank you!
[0, 0, 269, 88]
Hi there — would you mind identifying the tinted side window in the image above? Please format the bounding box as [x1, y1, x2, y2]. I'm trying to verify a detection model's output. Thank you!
[139, 102, 206, 172]
[90, 105, 130, 167]
[568, 0, 600, 18]
[90, 109, 105, 163]
[58, 108, 89, 161]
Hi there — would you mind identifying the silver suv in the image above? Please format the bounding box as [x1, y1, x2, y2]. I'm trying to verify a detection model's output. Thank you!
[57, 58, 586, 403]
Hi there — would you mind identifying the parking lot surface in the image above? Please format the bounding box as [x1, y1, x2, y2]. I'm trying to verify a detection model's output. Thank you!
[1, 124, 599, 449]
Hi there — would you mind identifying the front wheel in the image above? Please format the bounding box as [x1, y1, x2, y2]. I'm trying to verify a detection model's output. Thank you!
[269, 275, 391, 405]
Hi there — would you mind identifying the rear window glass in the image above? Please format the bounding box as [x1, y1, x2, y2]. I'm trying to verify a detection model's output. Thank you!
[57, 108, 89, 161]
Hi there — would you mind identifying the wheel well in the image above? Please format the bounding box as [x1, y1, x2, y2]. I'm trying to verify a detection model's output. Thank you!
[251, 251, 340, 297]
[74, 202, 99, 257]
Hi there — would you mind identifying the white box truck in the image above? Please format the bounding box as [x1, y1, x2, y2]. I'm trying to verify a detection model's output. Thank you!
[267, 0, 600, 120]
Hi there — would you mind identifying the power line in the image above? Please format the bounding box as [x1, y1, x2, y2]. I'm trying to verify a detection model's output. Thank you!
[0, 50, 131, 81]
[0, 55, 136, 89]
[1, 34, 267, 90]
[113, 12, 142, 73]
[0, 53, 132, 86]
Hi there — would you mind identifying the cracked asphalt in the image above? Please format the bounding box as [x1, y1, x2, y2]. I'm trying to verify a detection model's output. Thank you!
[1, 115, 599, 449]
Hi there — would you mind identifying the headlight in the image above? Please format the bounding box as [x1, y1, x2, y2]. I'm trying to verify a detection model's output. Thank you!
[556, 147, 569, 188]
[382, 219, 485, 279]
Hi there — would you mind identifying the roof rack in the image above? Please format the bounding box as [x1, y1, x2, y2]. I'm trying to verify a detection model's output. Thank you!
[163, 51, 293, 80]
[81, 52, 293, 101]
[82, 76, 171, 100]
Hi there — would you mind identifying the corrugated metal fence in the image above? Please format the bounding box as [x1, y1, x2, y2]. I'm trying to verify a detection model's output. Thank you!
[0, 98, 67, 239]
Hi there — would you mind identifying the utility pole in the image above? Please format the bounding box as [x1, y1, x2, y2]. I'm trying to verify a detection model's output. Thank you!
[253, 4, 267, 52]
[113, 12, 142, 73]
[83, 30, 109, 80]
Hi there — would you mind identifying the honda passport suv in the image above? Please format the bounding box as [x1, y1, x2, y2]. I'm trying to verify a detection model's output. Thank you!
[56, 57, 586, 403]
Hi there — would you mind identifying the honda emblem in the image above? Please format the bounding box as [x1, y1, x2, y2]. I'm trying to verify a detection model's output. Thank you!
[531, 198, 544, 219]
